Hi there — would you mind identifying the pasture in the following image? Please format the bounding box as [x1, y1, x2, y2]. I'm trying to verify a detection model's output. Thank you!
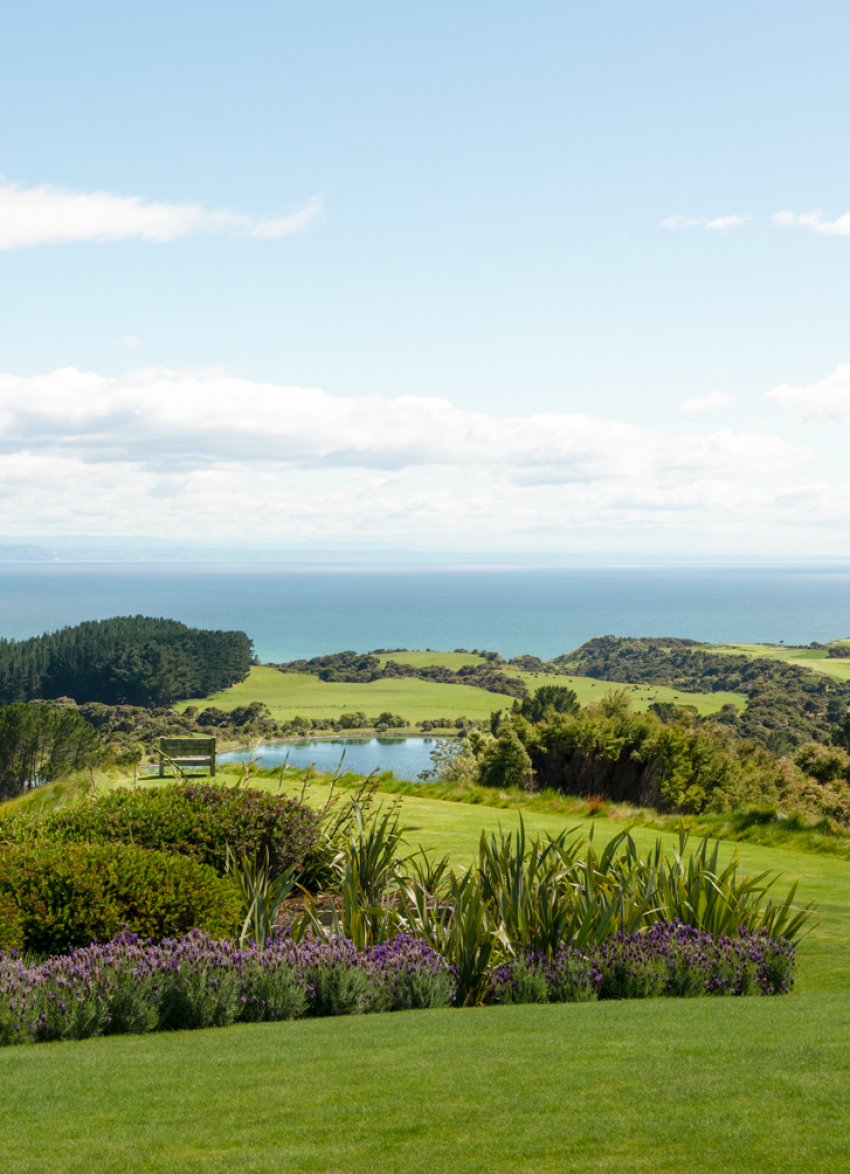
[709, 640, 850, 684]
[179, 658, 747, 725]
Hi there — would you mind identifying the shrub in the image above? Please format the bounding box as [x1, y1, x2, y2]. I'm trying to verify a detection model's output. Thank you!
[0, 781, 320, 879]
[0, 842, 241, 953]
[488, 923, 795, 1005]
[480, 695, 806, 815]
[338, 712, 368, 729]
[377, 712, 408, 729]
[477, 727, 533, 789]
[592, 922, 796, 998]
[513, 684, 580, 724]
[0, 891, 24, 951]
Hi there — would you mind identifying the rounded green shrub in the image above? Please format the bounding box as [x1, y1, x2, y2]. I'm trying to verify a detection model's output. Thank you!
[0, 781, 319, 879]
[0, 841, 241, 954]
[0, 890, 24, 950]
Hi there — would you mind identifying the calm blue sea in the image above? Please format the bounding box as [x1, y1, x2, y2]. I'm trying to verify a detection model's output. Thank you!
[0, 564, 849, 661]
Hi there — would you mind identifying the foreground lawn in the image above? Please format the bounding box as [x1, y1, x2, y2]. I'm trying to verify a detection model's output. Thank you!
[4, 773, 849, 1171]
[180, 662, 745, 724]
[2, 994, 849, 1173]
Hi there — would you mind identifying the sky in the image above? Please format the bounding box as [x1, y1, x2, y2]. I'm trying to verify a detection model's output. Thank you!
[1, 0, 849, 557]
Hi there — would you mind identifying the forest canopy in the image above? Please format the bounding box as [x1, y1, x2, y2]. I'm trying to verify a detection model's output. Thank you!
[0, 616, 252, 707]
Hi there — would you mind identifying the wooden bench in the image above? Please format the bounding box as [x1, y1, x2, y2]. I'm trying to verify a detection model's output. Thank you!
[159, 736, 216, 778]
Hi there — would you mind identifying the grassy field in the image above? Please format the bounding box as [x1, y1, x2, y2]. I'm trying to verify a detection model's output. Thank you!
[3, 994, 849, 1173]
[708, 640, 850, 684]
[3, 775, 850, 1171]
[179, 659, 747, 724]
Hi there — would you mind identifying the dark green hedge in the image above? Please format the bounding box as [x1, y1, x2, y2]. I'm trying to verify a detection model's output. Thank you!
[0, 781, 320, 879]
[0, 842, 241, 953]
[0, 890, 24, 950]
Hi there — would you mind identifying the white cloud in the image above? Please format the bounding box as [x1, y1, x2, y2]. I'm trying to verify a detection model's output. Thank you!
[0, 366, 803, 481]
[0, 364, 831, 550]
[114, 335, 142, 350]
[705, 215, 747, 231]
[763, 363, 850, 423]
[679, 389, 736, 417]
[773, 209, 850, 236]
[662, 215, 747, 231]
[0, 181, 322, 250]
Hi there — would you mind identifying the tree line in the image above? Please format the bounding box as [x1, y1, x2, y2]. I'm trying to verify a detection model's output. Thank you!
[0, 616, 253, 708]
[274, 650, 529, 699]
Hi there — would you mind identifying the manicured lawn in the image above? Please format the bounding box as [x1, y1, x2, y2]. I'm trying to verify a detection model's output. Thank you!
[2, 994, 849, 1173]
[5, 772, 849, 1171]
[179, 662, 746, 724]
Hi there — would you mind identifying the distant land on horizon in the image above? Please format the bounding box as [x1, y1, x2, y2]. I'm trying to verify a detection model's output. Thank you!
[0, 540, 849, 568]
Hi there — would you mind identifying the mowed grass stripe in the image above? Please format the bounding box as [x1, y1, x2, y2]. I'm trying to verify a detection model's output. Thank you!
[2, 996, 849, 1173]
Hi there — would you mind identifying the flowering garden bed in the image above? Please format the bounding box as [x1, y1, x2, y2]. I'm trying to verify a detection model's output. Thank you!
[1, 920, 795, 1047]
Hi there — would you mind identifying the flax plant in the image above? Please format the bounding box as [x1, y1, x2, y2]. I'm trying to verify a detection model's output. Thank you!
[225, 847, 299, 947]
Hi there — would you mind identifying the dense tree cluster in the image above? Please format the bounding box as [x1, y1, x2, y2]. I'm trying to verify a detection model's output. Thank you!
[555, 636, 850, 752]
[0, 703, 104, 799]
[274, 650, 528, 699]
[477, 690, 850, 823]
[0, 616, 252, 707]
[512, 684, 580, 724]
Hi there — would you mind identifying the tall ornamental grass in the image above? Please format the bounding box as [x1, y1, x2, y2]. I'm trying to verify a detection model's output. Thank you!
[290, 805, 813, 1005]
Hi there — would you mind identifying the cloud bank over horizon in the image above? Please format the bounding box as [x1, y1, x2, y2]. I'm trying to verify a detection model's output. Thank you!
[0, 364, 846, 554]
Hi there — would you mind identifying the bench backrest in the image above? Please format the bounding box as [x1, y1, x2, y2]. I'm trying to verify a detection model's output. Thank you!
[158, 737, 216, 776]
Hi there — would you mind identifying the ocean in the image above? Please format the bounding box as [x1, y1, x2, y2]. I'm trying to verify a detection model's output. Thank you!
[1, 564, 849, 661]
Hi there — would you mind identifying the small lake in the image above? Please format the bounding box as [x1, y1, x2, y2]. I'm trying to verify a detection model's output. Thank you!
[218, 736, 449, 782]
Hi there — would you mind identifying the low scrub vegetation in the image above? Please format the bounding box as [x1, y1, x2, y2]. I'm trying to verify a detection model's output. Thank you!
[472, 690, 850, 824]
[0, 780, 320, 879]
[273, 649, 529, 699]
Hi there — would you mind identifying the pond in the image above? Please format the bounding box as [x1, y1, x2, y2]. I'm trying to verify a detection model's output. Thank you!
[218, 736, 450, 782]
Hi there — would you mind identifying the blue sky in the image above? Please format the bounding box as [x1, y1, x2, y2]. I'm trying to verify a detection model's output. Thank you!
[1, 1, 848, 555]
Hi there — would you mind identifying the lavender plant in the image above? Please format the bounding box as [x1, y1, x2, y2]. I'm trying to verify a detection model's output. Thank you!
[488, 920, 796, 1006]
[0, 929, 454, 1046]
